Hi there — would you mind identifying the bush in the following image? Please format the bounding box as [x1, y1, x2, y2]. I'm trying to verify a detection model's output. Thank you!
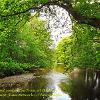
[0, 61, 35, 77]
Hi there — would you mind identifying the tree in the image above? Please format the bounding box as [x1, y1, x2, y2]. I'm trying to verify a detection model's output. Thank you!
[0, 0, 100, 29]
[56, 36, 72, 66]
[56, 23, 100, 69]
[19, 17, 54, 67]
[0, 0, 100, 76]
[71, 24, 98, 68]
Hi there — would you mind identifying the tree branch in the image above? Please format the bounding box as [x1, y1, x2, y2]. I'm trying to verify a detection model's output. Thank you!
[58, 3, 100, 29]
[0, 1, 100, 29]
[0, 1, 58, 17]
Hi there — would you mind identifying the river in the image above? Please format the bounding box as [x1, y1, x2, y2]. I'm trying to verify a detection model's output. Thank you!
[0, 68, 100, 100]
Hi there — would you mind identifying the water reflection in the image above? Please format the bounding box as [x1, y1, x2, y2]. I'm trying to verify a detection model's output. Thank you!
[45, 72, 71, 100]
[0, 71, 71, 100]
[0, 76, 52, 100]
[60, 69, 100, 100]
[1, 69, 100, 100]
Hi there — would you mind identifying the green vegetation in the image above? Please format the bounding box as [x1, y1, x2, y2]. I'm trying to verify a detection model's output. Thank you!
[0, 0, 100, 77]
[0, 14, 54, 77]
[56, 23, 100, 69]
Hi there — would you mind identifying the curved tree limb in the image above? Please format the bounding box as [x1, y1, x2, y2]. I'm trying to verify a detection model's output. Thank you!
[58, 3, 100, 29]
[0, 1, 100, 29]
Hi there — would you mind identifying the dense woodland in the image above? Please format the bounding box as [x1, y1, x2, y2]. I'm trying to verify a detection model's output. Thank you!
[0, 0, 100, 77]
[56, 23, 100, 69]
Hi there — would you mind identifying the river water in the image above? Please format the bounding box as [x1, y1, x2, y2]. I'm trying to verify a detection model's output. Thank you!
[0, 69, 100, 100]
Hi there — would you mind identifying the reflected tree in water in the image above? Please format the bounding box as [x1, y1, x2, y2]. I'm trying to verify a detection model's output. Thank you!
[60, 69, 100, 100]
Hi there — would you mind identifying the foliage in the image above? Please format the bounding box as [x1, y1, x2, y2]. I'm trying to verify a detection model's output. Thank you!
[73, 0, 100, 18]
[0, 17, 54, 66]
[0, 61, 34, 77]
[0, 0, 100, 77]
[0, 12, 54, 77]
[56, 37, 72, 66]
[56, 23, 100, 69]
[18, 17, 54, 67]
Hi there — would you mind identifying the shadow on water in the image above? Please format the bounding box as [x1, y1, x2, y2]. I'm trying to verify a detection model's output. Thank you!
[60, 69, 100, 100]
[0, 76, 53, 100]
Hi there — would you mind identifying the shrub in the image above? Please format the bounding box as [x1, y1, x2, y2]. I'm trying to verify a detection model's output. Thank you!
[0, 61, 35, 77]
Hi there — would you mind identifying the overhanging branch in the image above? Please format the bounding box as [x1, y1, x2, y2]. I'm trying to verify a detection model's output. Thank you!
[58, 3, 100, 29]
[0, 1, 100, 29]
[0, 1, 59, 17]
